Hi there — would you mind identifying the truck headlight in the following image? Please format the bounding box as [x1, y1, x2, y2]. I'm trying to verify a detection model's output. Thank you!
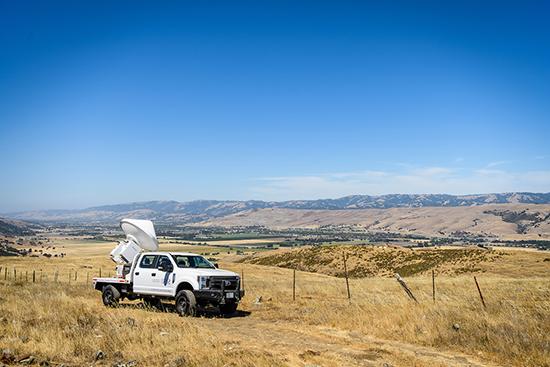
[197, 276, 210, 289]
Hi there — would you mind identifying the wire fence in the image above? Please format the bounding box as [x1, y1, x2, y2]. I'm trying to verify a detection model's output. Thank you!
[0, 263, 498, 309]
[0, 265, 113, 287]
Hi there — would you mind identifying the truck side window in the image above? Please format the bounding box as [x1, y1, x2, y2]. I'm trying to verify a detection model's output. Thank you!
[140, 255, 158, 268]
[157, 256, 171, 269]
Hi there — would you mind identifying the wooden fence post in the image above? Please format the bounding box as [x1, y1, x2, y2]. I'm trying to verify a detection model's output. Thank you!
[343, 252, 351, 303]
[74, 271, 77, 281]
[474, 276, 486, 309]
[25, 271, 28, 282]
[293, 269, 296, 301]
[241, 268, 244, 292]
[4, 267, 7, 280]
[395, 273, 418, 303]
[432, 270, 435, 302]
[14, 268, 16, 281]
[33, 270, 36, 283]
[99, 268, 102, 277]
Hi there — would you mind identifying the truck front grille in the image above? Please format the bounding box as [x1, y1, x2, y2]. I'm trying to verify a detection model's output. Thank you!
[209, 277, 239, 291]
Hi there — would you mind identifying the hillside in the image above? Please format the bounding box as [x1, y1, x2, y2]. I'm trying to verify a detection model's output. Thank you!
[0, 217, 36, 236]
[243, 244, 549, 278]
[201, 204, 550, 239]
[5, 192, 550, 224]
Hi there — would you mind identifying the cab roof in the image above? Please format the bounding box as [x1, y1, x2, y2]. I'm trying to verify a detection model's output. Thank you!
[144, 251, 202, 256]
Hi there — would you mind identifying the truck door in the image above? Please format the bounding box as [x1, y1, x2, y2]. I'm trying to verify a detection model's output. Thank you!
[155, 255, 175, 296]
[133, 254, 158, 294]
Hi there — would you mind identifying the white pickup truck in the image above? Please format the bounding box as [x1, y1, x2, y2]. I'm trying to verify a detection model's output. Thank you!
[92, 219, 244, 316]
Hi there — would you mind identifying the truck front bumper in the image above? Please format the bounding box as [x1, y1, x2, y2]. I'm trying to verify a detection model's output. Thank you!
[194, 289, 245, 305]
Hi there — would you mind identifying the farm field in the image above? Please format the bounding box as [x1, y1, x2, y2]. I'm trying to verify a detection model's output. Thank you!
[1, 238, 549, 367]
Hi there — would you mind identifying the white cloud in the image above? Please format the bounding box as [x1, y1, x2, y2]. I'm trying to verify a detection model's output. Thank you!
[410, 167, 453, 176]
[486, 160, 514, 168]
[249, 167, 550, 201]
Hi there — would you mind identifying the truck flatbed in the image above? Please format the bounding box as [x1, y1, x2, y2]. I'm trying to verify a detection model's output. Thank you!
[93, 277, 130, 284]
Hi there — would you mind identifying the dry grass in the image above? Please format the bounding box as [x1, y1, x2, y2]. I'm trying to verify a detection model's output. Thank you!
[1, 239, 549, 366]
[243, 244, 550, 278]
[0, 282, 282, 367]
[243, 268, 550, 366]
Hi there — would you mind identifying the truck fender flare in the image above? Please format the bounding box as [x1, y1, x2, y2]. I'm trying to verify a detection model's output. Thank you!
[175, 281, 194, 294]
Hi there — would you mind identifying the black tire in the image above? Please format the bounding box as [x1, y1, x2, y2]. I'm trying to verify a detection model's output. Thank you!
[219, 303, 238, 315]
[175, 290, 196, 317]
[102, 285, 120, 307]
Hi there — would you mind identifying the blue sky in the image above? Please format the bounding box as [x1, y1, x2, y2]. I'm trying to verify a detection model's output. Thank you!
[1, 1, 549, 211]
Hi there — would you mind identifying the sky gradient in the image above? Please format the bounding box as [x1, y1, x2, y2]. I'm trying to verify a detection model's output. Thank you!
[1, 1, 549, 211]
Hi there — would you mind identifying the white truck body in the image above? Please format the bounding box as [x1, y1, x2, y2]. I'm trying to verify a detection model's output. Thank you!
[93, 219, 244, 316]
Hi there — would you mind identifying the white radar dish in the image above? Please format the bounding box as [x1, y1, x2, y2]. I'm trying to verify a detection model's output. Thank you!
[120, 218, 159, 251]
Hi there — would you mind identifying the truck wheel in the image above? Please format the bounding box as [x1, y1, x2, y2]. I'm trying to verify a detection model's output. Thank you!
[102, 285, 120, 307]
[219, 303, 238, 316]
[175, 290, 196, 317]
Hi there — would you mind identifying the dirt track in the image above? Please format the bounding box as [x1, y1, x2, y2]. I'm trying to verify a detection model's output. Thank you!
[200, 313, 499, 367]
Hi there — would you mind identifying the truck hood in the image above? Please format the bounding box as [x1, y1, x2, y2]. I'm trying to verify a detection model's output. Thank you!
[187, 268, 239, 277]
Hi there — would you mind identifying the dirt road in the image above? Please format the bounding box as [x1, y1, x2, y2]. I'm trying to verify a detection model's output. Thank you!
[199, 313, 499, 367]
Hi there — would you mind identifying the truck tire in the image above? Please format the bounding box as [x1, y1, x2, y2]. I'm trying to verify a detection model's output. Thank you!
[219, 303, 238, 315]
[175, 290, 196, 317]
[102, 285, 120, 307]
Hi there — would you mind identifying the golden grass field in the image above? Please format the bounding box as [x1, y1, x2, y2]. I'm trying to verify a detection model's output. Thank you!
[1, 238, 549, 367]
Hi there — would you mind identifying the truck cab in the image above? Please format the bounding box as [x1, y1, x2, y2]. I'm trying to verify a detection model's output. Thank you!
[93, 251, 244, 316]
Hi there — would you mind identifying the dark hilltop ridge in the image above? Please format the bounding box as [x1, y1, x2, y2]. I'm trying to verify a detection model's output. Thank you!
[4, 192, 550, 224]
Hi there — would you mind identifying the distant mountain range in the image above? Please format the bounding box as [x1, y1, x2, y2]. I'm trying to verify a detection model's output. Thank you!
[4, 192, 550, 224]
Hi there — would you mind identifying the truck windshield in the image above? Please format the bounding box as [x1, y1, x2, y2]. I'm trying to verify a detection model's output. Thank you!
[171, 255, 215, 269]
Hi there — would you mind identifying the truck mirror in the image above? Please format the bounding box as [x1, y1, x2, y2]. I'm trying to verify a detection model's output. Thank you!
[158, 263, 173, 272]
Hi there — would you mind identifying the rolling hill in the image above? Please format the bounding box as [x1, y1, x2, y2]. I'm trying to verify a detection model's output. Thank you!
[200, 204, 550, 238]
[5, 192, 550, 225]
[0, 217, 37, 236]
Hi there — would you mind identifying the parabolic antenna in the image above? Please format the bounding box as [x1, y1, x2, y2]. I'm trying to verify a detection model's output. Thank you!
[120, 218, 159, 251]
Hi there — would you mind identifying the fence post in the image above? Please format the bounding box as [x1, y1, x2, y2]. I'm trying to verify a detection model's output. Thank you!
[25, 271, 28, 282]
[99, 268, 102, 278]
[4, 267, 7, 280]
[14, 268, 16, 281]
[395, 273, 418, 303]
[432, 270, 435, 302]
[33, 270, 36, 283]
[241, 268, 244, 292]
[343, 252, 351, 303]
[74, 271, 77, 281]
[474, 276, 486, 309]
[293, 269, 296, 301]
